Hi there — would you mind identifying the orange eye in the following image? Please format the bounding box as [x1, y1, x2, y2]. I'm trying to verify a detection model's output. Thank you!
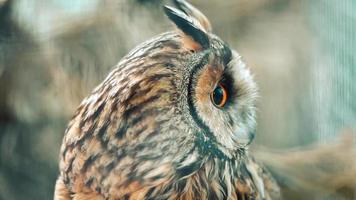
[211, 83, 228, 108]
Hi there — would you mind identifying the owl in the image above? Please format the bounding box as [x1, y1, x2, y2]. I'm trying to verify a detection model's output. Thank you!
[54, 0, 280, 200]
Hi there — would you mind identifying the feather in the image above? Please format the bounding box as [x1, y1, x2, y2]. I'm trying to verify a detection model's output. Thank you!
[173, 0, 212, 32]
[163, 5, 209, 49]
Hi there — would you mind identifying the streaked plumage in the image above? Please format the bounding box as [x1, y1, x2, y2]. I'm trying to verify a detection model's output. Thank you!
[55, 1, 281, 199]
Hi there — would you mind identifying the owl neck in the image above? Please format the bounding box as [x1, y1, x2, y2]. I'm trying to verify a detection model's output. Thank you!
[175, 133, 250, 180]
[172, 146, 260, 199]
[195, 130, 247, 161]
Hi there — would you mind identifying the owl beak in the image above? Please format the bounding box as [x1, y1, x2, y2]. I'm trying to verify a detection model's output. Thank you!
[235, 131, 255, 147]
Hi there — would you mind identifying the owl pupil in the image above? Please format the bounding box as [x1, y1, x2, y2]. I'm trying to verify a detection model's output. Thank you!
[211, 83, 228, 108]
[214, 87, 223, 104]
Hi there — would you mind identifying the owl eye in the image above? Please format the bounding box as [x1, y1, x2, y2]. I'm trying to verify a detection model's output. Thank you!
[211, 82, 228, 108]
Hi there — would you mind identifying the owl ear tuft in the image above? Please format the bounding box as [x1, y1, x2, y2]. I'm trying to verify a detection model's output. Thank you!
[164, 2, 210, 51]
[173, 0, 212, 32]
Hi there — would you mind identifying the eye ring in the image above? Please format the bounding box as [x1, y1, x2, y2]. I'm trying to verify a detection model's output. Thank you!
[210, 82, 228, 108]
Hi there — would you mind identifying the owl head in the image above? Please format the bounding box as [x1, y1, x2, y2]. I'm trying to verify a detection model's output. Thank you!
[70, 0, 258, 165]
[158, 0, 258, 159]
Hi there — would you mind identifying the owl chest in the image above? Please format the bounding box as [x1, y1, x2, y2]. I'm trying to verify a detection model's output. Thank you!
[141, 162, 258, 200]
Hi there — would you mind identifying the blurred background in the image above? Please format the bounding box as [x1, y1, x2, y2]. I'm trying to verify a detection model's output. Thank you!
[0, 0, 355, 199]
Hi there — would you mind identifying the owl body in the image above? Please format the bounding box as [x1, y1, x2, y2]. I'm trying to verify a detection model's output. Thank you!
[55, 1, 280, 200]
